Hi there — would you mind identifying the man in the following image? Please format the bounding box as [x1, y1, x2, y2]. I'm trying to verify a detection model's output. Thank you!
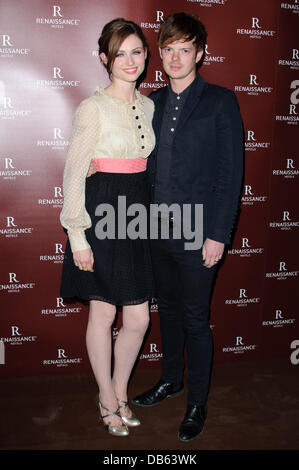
[132, 12, 244, 442]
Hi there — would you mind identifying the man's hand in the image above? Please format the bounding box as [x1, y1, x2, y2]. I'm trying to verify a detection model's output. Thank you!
[73, 248, 94, 272]
[202, 238, 224, 268]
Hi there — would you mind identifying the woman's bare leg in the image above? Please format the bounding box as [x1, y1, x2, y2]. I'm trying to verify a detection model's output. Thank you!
[112, 301, 150, 415]
[85, 300, 122, 426]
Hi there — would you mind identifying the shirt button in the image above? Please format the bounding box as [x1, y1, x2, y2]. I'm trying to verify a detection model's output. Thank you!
[135, 116, 139, 119]
[132, 106, 136, 110]
[177, 96, 180, 100]
[173, 117, 176, 121]
[138, 125, 142, 129]
[175, 106, 179, 110]
[170, 128, 174, 132]
[141, 146, 145, 149]
[141, 135, 144, 138]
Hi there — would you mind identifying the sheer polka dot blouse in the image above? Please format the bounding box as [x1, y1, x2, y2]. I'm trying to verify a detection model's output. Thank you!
[60, 87, 155, 253]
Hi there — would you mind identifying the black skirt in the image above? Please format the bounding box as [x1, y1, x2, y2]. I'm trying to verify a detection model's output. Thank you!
[60, 171, 154, 305]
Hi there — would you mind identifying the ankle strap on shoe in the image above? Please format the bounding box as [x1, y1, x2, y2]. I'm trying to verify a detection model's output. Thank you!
[117, 398, 129, 409]
[99, 401, 121, 421]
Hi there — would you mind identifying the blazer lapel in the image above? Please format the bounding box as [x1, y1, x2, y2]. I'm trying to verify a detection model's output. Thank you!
[175, 74, 206, 135]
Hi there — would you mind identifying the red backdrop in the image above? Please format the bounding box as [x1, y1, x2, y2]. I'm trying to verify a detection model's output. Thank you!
[1, 0, 298, 377]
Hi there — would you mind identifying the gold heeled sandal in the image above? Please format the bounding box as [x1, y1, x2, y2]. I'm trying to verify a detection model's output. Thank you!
[98, 401, 129, 436]
[117, 398, 141, 427]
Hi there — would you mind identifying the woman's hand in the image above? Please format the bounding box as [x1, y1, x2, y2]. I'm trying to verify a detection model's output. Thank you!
[73, 248, 94, 272]
[86, 160, 97, 177]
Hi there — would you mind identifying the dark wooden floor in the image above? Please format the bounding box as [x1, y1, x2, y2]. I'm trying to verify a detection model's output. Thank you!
[1, 358, 298, 454]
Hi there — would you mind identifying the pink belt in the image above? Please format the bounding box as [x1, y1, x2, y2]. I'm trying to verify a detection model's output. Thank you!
[91, 157, 147, 173]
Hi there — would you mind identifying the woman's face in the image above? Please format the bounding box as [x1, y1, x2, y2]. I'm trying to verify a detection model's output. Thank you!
[102, 34, 147, 83]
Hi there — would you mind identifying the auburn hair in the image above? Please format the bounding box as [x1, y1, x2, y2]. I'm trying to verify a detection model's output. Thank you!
[158, 12, 207, 52]
[98, 18, 149, 76]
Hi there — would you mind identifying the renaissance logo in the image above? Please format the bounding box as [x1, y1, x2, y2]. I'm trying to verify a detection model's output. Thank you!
[225, 288, 260, 307]
[245, 130, 271, 152]
[278, 48, 299, 70]
[0, 157, 32, 180]
[41, 297, 82, 318]
[150, 300, 158, 313]
[262, 308, 296, 328]
[228, 237, 264, 258]
[140, 343, 163, 362]
[34, 67, 80, 91]
[276, 80, 299, 125]
[139, 70, 167, 90]
[186, 0, 227, 5]
[112, 327, 119, 340]
[37, 128, 70, 151]
[0, 216, 34, 239]
[140, 11, 164, 33]
[38, 186, 63, 208]
[236, 17, 276, 39]
[203, 45, 226, 66]
[265, 261, 298, 280]
[281, 1, 299, 14]
[35, 5, 80, 29]
[43, 348, 83, 368]
[40, 243, 64, 264]
[0, 95, 31, 120]
[0, 273, 35, 293]
[272, 157, 298, 179]
[0, 34, 31, 58]
[269, 210, 299, 231]
[0, 326, 37, 346]
[241, 184, 267, 206]
[234, 74, 273, 96]
[222, 336, 257, 355]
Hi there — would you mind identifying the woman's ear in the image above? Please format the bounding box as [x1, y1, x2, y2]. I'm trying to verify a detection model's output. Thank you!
[99, 52, 108, 65]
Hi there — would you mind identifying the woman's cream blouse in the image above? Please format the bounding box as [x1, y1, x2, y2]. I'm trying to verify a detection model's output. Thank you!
[60, 87, 155, 253]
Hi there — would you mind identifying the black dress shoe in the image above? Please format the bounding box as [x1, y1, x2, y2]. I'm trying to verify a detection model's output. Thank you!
[178, 404, 207, 442]
[132, 380, 184, 407]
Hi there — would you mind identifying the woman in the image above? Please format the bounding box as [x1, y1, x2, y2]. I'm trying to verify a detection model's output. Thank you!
[60, 18, 155, 437]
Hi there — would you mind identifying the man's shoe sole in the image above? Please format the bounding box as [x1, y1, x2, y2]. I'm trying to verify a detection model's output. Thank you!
[132, 388, 184, 407]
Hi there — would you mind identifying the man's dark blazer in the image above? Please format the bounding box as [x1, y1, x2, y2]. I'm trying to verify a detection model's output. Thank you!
[147, 73, 244, 245]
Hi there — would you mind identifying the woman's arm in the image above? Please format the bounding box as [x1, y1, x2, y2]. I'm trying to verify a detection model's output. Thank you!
[60, 98, 100, 255]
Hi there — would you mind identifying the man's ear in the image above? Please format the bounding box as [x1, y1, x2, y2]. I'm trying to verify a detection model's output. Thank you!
[99, 52, 108, 65]
[195, 49, 204, 64]
[158, 47, 163, 59]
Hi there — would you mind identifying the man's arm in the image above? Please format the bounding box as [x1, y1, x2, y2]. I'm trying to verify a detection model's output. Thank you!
[207, 89, 244, 245]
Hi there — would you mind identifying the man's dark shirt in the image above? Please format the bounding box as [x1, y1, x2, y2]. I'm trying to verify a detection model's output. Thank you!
[153, 80, 193, 205]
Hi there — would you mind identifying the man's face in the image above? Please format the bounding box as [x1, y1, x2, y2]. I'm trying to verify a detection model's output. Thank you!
[159, 38, 203, 81]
